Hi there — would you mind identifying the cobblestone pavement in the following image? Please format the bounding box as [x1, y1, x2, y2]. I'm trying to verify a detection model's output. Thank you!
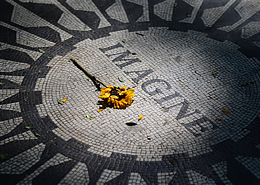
[1, 0, 260, 184]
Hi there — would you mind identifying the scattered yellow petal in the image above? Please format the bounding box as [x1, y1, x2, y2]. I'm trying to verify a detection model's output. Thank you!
[62, 98, 67, 102]
[215, 118, 222, 121]
[98, 109, 104, 112]
[120, 85, 127, 89]
[222, 109, 230, 114]
[138, 114, 143, 121]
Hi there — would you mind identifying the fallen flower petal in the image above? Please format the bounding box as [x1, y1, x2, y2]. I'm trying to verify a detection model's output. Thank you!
[222, 109, 230, 114]
[138, 114, 143, 121]
[62, 98, 67, 102]
[215, 118, 222, 121]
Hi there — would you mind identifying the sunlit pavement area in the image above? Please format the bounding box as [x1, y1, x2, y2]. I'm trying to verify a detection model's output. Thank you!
[1, 0, 260, 184]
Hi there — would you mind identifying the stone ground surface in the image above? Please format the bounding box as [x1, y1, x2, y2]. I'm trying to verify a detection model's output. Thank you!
[1, 0, 260, 184]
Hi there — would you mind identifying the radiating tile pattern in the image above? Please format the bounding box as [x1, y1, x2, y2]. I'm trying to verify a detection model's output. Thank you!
[66, 0, 111, 28]
[186, 170, 217, 185]
[18, 153, 71, 185]
[1, 0, 260, 184]
[18, 0, 90, 31]
[7, 0, 72, 41]
[0, 117, 23, 137]
[106, 0, 129, 23]
[58, 162, 89, 185]
[0, 21, 55, 47]
[0, 102, 21, 112]
[157, 172, 176, 184]
[0, 75, 24, 85]
[201, 0, 236, 27]
[212, 161, 233, 185]
[179, 0, 204, 23]
[0, 59, 30, 72]
[128, 173, 147, 184]
[127, 0, 149, 22]
[96, 169, 123, 184]
[0, 42, 42, 61]
[241, 21, 260, 39]
[0, 130, 37, 145]
[218, 0, 260, 32]
[0, 143, 45, 174]
[154, 0, 175, 21]
[236, 156, 260, 179]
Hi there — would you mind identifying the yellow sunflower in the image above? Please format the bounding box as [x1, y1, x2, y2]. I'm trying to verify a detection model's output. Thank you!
[98, 85, 135, 112]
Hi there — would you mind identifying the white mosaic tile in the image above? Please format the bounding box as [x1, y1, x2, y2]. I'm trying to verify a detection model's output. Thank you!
[0, 143, 45, 174]
[154, 0, 175, 21]
[179, 0, 204, 24]
[127, 0, 149, 22]
[201, 0, 236, 27]
[241, 21, 260, 39]
[0, 117, 23, 137]
[157, 171, 176, 184]
[186, 170, 217, 185]
[236, 155, 260, 179]
[212, 161, 233, 185]
[106, 0, 129, 23]
[97, 169, 123, 184]
[0, 21, 55, 47]
[0, 75, 24, 85]
[52, 127, 72, 141]
[231, 129, 250, 142]
[58, 162, 89, 185]
[0, 42, 42, 61]
[0, 130, 37, 146]
[8, 0, 72, 41]
[18, 153, 71, 185]
[218, 0, 260, 32]
[0, 59, 30, 73]
[0, 102, 21, 112]
[128, 173, 147, 184]
[66, 0, 111, 28]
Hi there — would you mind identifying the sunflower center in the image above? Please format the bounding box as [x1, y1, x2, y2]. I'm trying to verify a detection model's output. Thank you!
[111, 88, 125, 100]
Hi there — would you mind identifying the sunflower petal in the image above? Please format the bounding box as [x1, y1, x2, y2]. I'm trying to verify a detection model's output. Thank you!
[98, 93, 110, 98]
[106, 85, 114, 88]
[110, 95, 119, 99]
[120, 85, 127, 89]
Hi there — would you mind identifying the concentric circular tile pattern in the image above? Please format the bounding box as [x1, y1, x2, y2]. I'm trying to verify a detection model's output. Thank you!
[1, 0, 260, 184]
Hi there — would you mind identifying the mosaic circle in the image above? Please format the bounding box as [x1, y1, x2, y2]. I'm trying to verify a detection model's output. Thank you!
[37, 28, 260, 160]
